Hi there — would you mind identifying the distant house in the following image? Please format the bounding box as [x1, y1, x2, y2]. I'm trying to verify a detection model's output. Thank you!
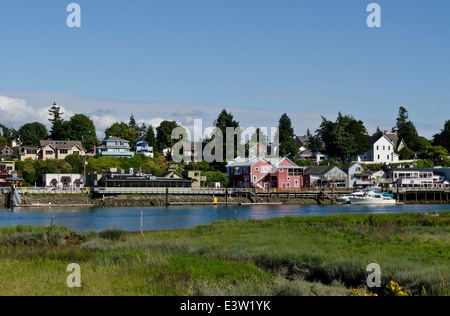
[357, 131, 406, 164]
[295, 135, 310, 148]
[19, 147, 40, 161]
[97, 137, 135, 158]
[226, 157, 304, 191]
[135, 140, 154, 158]
[297, 149, 329, 165]
[303, 166, 347, 188]
[39, 140, 87, 160]
[341, 162, 374, 188]
[16, 140, 86, 161]
[0, 146, 19, 158]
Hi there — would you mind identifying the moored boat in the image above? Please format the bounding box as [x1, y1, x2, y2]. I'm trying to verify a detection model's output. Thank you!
[348, 190, 397, 205]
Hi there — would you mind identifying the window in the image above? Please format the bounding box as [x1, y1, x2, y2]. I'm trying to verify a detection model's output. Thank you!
[45, 150, 53, 155]
[377, 146, 379, 150]
[383, 146, 385, 150]
[294, 180, 299, 187]
[73, 151, 79, 155]
[255, 167, 259, 171]
[253, 175, 257, 183]
[287, 177, 290, 181]
[279, 169, 283, 172]
[377, 155, 380, 160]
[60, 150, 68, 154]
[388, 146, 391, 150]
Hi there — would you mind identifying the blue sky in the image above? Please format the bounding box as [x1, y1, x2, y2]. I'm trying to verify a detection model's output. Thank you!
[0, 0, 449, 138]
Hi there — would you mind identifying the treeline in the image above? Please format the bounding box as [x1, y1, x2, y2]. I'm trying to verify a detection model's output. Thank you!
[1, 102, 449, 169]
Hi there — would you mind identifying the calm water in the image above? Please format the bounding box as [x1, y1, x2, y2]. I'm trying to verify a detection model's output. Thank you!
[0, 204, 449, 232]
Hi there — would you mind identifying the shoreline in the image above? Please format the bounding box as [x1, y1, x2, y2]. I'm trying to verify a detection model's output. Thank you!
[2, 192, 449, 208]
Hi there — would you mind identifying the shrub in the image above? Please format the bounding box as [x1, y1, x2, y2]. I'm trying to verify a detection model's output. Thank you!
[80, 238, 114, 251]
[99, 227, 127, 241]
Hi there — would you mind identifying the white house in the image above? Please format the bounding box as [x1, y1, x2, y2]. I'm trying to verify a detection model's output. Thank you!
[135, 140, 154, 158]
[357, 132, 406, 164]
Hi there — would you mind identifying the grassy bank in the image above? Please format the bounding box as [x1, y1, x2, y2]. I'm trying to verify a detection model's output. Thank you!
[0, 212, 449, 296]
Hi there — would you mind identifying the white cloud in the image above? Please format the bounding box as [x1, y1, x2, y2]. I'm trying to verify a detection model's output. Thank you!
[0, 95, 74, 129]
[0, 91, 440, 139]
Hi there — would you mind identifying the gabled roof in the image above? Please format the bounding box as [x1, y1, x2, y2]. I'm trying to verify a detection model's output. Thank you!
[303, 165, 341, 176]
[367, 133, 404, 151]
[341, 162, 362, 171]
[40, 140, 85, 150]
[295, 135, 310, 145]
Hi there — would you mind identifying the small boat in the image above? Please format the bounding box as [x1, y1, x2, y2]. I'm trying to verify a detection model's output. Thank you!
[348, 190, 397, 205]
[337, 190, 365, 204]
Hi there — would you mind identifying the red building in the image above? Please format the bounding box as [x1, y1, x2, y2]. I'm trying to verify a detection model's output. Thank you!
[226, 157, 304, 191]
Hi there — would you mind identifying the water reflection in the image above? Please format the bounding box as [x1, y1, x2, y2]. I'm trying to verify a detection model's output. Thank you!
[0, 204, 449, 232]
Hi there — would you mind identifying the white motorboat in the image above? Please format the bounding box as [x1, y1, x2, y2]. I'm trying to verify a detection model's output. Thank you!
[336, 190, 365, 204]
[348, 190, 397, 205]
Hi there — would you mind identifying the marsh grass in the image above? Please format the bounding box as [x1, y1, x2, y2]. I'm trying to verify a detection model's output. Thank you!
[0, 212, 449, 295]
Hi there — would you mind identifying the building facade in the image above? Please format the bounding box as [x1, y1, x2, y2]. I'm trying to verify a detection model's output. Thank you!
[303, 166, 347, 188]
[135, 140, 154, 158]
[97, 137, 135, 158]
[357, 132, 405, 164]
[226, 157, 304, 191]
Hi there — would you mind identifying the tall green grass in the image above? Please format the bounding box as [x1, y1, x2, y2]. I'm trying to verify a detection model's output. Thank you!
[0, 212, 449, 296]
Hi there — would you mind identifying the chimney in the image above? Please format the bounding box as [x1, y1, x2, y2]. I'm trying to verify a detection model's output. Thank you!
[394, 131, 398, 136]
[384, 130, 388, 135]
[93, 145, 96, 155]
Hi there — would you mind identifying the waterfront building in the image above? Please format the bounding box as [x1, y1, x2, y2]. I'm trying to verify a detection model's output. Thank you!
[384, 167, 448, 188]
[42, 174, 84, 188]
[303, 166, 347, 188]
[226, 157, 304, 191]
[87, 165, 206, 189]
[341, 162, 374, 188]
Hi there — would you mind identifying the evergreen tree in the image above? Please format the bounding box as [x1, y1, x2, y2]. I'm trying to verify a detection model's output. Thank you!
[278, 113, 298, 158]
[373, 126, 383, 138]
[212, 109, 241, 161]
[48, 103, 65, 140]
[393, 106, 421, 152]
[433, 120, 450, 151]
[144, 125, 158, 152]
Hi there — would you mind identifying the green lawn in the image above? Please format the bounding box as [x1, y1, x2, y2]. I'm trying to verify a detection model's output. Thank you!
[0, 212, 449, 296]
